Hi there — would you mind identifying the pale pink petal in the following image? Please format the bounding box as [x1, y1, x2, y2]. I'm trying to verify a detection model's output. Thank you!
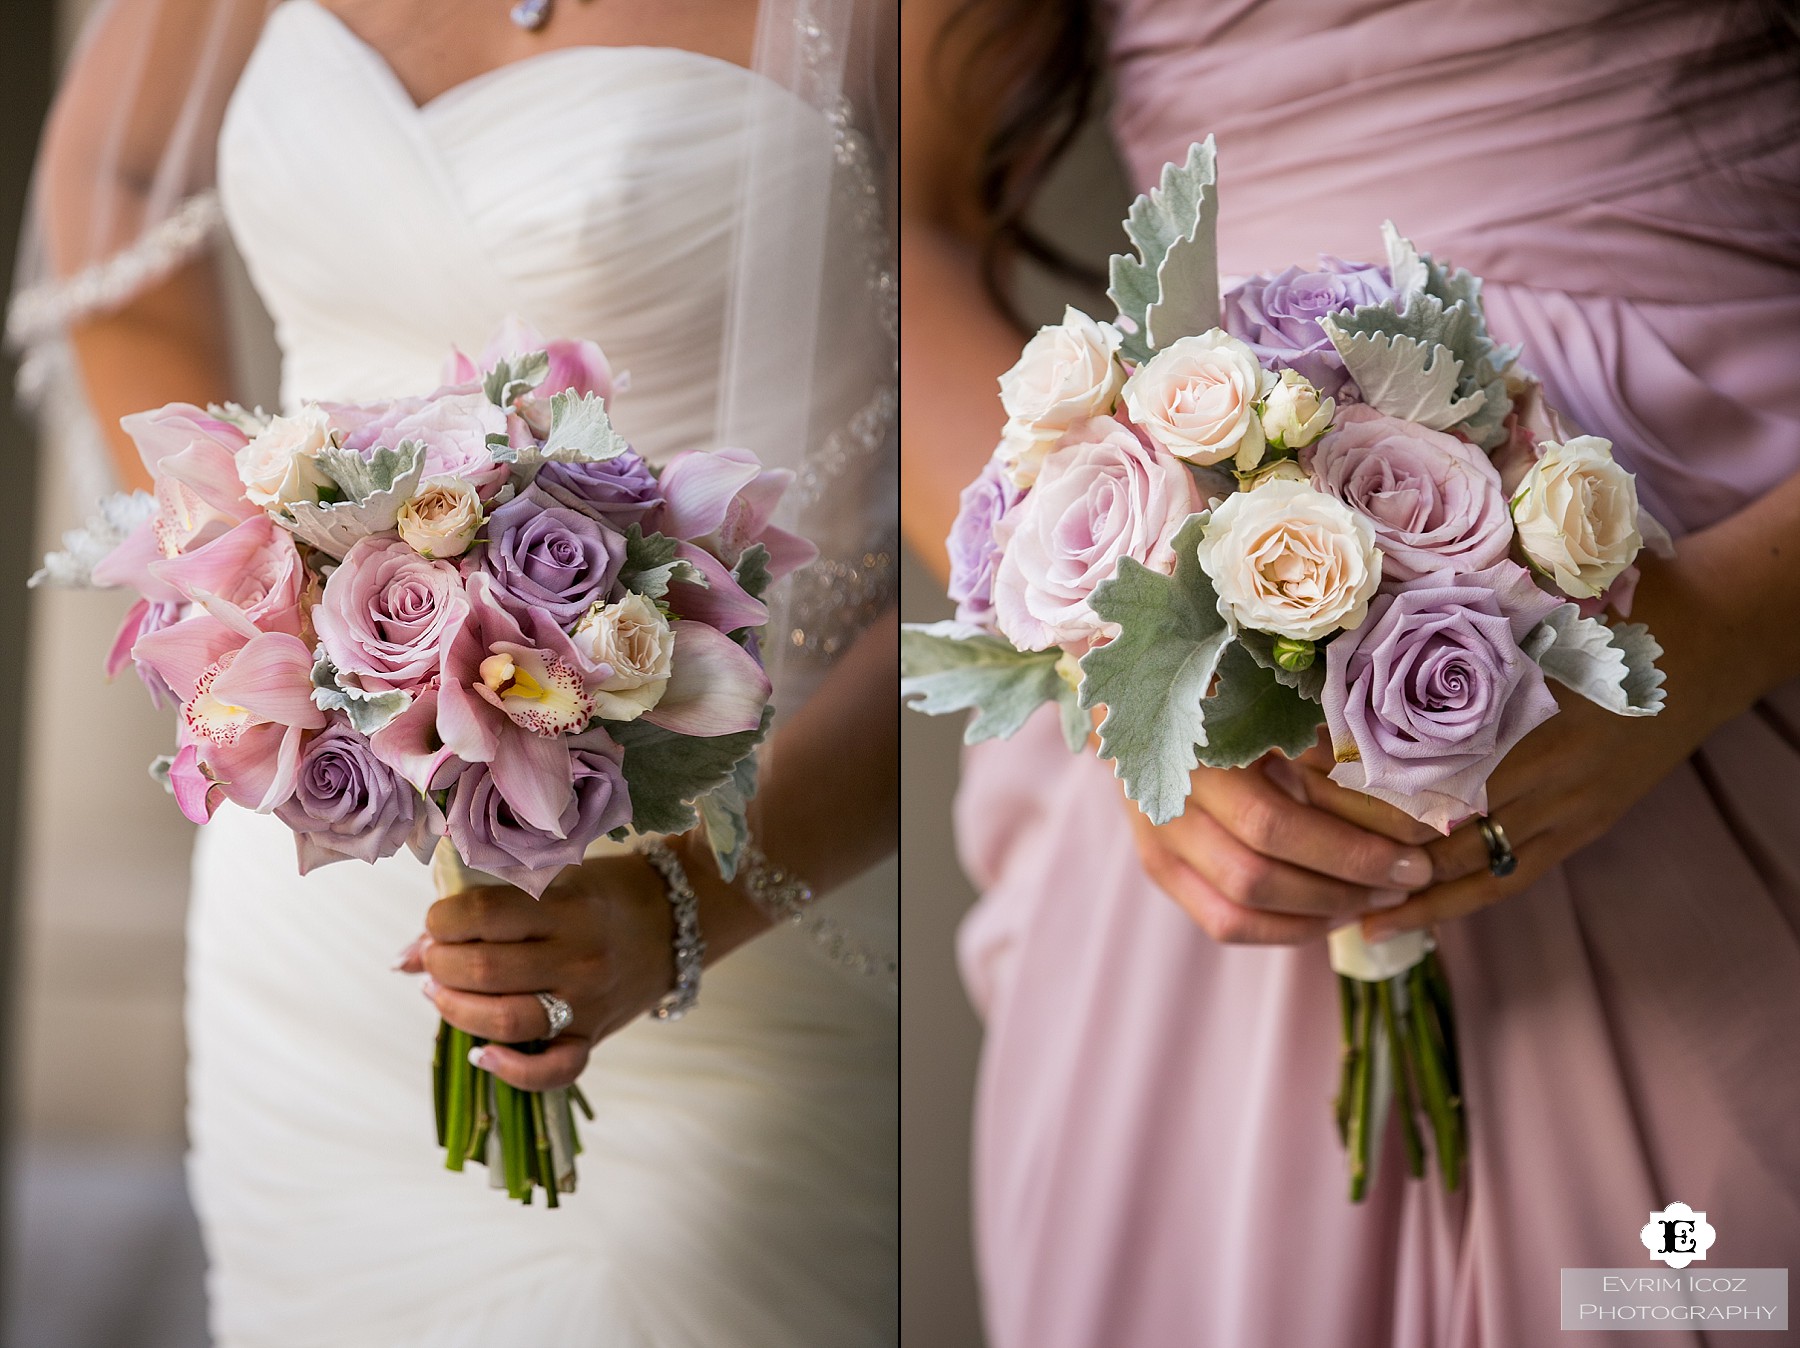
[92, 517, 183, 602]
[643, 621, 772, 736]
[370, 685, 465, 794]
[490, 728, 575, 837]
[106, 599, 153, 680]
[210, 633, 326, 728]
[168, 743, 224, 824]
[160, 439, 258, 520]
[656, 450, 762, 541]
[132, 615, 242, 702]
[437, 676, 500, 763]
[757, 524, 819, 582]
[668, 544, 769, 633]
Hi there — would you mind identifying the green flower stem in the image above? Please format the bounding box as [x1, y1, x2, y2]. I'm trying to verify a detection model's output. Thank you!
[1334, 975, 1359, 1148]
[1377, 979, 1426, 1181]
[1346, 981, 1376, 1202]
[530, 1090, 559, 1209]
[432, 1020, 450, 1150]
[1406, 963, 1463, 1193]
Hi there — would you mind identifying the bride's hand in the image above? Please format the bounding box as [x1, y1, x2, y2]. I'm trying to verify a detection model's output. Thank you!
[1125, 755, 1437, 946]
[397, 853, 677, 1092]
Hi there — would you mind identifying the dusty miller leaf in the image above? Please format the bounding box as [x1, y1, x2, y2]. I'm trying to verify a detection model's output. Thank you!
[1194, 643, 1325, 769]
[731, 543, 772, 602]
[1524, 604, 1666, 716]
[483, 350, 551, 408]
[31, 490, 156, 589]
[1078, 513, 1231, 825]
[611, 706, 773, 837]
[284, 441, 426, 559]
[901, 621, 1065, 744]
[697, 747, 760, 882]
[309, 650, 412, 735]
[1056, 683, 1091, 754]
[1108, 138, 1220, 362]
[539, 391, 630, 464]
[1317, 326, 1485, 432]
[618, 525, 706, 601]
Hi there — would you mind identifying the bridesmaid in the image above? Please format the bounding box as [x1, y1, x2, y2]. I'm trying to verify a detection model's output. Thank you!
[902, 2, 1800, 1345]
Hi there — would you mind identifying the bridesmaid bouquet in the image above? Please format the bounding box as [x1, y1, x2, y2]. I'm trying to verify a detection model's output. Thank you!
[35, 321, 811, 1205]
[903, 140, 1670, 1200]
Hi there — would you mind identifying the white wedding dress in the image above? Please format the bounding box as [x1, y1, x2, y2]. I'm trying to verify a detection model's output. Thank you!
[182, 4, 898, 1345]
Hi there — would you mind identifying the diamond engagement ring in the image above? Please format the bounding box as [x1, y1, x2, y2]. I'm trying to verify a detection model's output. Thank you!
[535, 991, 574, 1039]
[1477, 816, 1517, 878]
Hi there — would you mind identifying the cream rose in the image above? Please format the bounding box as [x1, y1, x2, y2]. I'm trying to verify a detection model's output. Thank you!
[1238, 457, 1310, 490]
[999, 306, 1125, 436]
[571, 592, 675, 721]
[1259, 369, 1334, 451]
[995, 418, 1053, 490]
[1196, 478, 1383, 640]
[1122, 329, 1276, 469]
[1509, 435, 1642, 599]
[235, 406, 335, 509]
[397, 478, 483, 559]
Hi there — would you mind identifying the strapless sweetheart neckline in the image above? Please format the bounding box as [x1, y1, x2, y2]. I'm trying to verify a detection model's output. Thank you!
[293, 0, 763, 115]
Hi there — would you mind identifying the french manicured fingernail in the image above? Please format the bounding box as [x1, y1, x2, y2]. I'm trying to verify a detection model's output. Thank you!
[467, 1046, 492, 1071]
[1390, 853, 1432, 887]
[1368, 888, 1408, 911]
[392, 938, 421, 971]
[419, 975, 437, 1001]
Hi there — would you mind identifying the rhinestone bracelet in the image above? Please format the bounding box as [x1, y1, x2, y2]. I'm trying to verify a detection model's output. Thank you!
[641, 841, 704, 1021]
[738, 841, 817, 922]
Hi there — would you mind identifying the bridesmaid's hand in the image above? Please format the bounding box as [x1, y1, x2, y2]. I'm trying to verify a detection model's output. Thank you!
[1295, 671, 1727, 945]
[1124, 754, 1436, 946]
[396, 853, 677, 1092]
[1293, 553, 1748, 943]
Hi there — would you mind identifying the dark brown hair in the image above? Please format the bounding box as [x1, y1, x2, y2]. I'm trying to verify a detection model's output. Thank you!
[939, 0, 1110, 329]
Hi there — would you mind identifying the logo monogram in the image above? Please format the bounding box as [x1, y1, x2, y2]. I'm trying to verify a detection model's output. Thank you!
[1639, 1202, 1716, 1269]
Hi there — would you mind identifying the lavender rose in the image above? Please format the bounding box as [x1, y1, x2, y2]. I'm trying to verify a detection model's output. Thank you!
[992, 415, 1201, 652]
[534, 453, 663, 529]
[1305, 405, 1513, 582]
[476, 484, 626, 629]
[445, 729, 632, 898]
[1322, 561, 1562, 832]
[275, 721, 424, 873]
[945, 456, 1021, 629]
[315, 538, 469, 692]
[1222, 258, 1395, 397]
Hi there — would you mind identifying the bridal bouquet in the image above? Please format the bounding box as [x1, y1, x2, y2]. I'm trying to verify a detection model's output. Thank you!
[902, 140, 1669, 1199]
[36, 322, 810, 1205]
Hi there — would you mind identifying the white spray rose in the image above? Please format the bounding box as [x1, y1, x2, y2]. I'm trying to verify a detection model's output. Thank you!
[1122, 329, 1276, 469]
[235, 406, 336, 509]
[1238, 457, 1311, 490]
[396, 478, 483, 559]
[571, 592, 675, 721]
[1259, 369, 1334, 451]
[1510, 435, 1643, 599]
[999, 306, 1125, 438]
[1196, 478, 1383, 640]
[995, 418, 1053, 490]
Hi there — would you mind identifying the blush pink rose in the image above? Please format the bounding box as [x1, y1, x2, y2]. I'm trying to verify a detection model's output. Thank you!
[314, 538, 469, 693]
[992, 415, 1201, 652]
[1304, 404, 1512, 582]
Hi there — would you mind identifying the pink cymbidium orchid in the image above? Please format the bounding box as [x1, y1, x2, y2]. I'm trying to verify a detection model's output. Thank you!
[437, 573, 609, 835]
[147, 515, 306, 637]
[133, 615, 325, 818]
[643, 622, 772, 737]
[654, 446, 817, 580]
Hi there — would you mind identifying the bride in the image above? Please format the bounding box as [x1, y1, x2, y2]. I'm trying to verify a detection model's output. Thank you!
[10, 1, 897, 1344]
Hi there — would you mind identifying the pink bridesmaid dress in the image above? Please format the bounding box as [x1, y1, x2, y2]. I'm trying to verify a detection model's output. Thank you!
[954, 3, 1800, 1345]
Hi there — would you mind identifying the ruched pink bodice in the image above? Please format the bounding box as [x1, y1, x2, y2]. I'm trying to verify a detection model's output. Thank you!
[957, 5, 1800, 1346]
